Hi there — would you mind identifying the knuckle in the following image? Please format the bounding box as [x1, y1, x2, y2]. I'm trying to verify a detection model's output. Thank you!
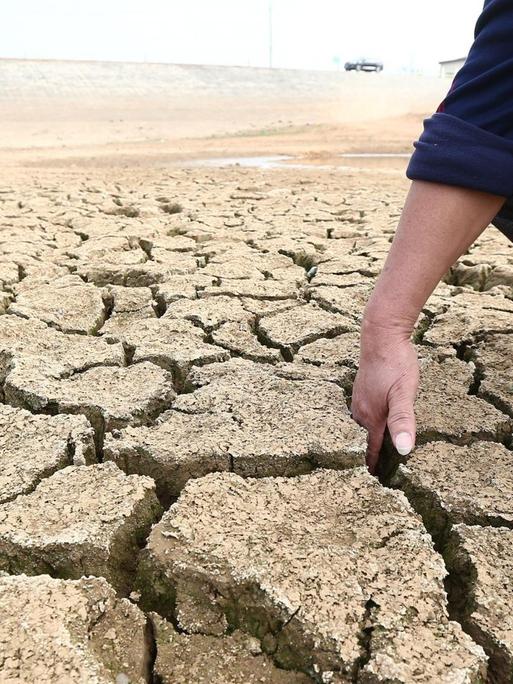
[350, 401, 369, 420]
[352, 411, 370, 429]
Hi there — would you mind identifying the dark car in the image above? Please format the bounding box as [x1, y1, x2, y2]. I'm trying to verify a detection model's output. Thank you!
[344, 58, 383, 72]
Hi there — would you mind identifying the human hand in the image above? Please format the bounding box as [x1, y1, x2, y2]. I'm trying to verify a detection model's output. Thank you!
[350, 320, 419, 474]
[348, 182, 502, 473]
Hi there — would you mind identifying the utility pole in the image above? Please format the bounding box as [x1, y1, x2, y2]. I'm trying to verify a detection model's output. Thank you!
[268, 1, 273, 68]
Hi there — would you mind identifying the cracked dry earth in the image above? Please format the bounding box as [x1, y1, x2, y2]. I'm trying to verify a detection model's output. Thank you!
[1, 165, 513, 684]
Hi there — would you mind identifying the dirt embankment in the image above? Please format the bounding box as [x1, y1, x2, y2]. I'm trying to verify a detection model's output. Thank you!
[0, 58, 446, 166]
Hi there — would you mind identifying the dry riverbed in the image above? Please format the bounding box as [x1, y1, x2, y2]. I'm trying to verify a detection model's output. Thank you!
[1, 158, 513, 683]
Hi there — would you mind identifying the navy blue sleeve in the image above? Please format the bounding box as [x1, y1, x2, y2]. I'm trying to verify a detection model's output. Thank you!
[406, 0, 513, 200]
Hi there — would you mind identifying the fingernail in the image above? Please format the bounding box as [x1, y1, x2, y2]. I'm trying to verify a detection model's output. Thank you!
[395, 431, 413, 456]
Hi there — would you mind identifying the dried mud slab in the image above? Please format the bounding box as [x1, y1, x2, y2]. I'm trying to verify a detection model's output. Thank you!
[69, 216, 134, 240]
[104, 359, 365, 500]
[449, 254, 513, 291]
[77, 260, 183, 287]
[240, 297, 301, 318]
[0, 315, 124, 378]
[485, 264, 513, 290]
[99, 284, 156, 336]
[295, 331, 360, 368]
[392, 441, 513, 543]
[103, 317, 230, 386]
[310, 272, 372, 288]
[0, 462, 161, 592]
[0, 260, 21, 289]
[0, 291, 11, 313]
[140, 234, 197, 256]
[464, 229, 513, 266]
[423, 306, 513, 346]
[0, 404, 95, 504]
[448, 262, 492, 290]
[309, 283, 372, 321]
[201, 251, 298, 282]
[151, 614, 310, 684]
[0, 574, 149, 683]
[14, 262, 71, 294]
[0, 229, 65, 269]
[105, 410, 234, 503]
[446, 524, 513, 683]
[73, 235, 197, 285]
[6, 361, 176, 445]
[195, 239, 254, 260]
[138, 468, 486, 682]
[423, 291, 513, 347]
[154, 273, 217, 305]
[68, 235, 143, 261]
[258, 303, 356, 358]
[71, 235, 153, 286]
[149, 247, 199, 272]
[163, 294, 253, 330]
[316, 252, 376, 276]
[250, 236, 324, 267]
[211, 320, 282, 363]
[272, 360, 352, 388]
[414, 348, 512, 446]
[9, 274, 107, 334]
[101, 201, 141, 218]
[472, 333, 513, 417]
[201, 280, 300, 300]
[444, 288, 513, 313]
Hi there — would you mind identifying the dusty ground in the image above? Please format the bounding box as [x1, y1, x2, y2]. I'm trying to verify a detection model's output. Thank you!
[1, 60, 513, 683]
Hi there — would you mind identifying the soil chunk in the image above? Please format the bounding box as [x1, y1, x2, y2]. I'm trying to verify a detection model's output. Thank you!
[0, 404, 95, 504]
[151, 613, 311, 683]
[392, 441, 513, 542]
[473, 333, 513, 417]
[446, 524, 513, 683]
[0, 462, 161, 592]
[104, 359, 365, 500]
[414, 348, 512, 445]
[138, 468, 486, 681]
[258, 303, 356, 357]
[0, 573, 150, 683]
[9, 274, 107, 334]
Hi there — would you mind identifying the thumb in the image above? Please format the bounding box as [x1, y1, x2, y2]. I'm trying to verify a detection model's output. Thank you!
[386, 384, 416, 456]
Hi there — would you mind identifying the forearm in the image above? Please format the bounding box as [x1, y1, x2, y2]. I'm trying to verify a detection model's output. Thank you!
[362, 180, 505, 338]
[353, 1, 513, 469]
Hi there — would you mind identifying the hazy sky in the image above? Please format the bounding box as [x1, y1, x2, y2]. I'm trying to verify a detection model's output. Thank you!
[1, 0, 484, 74]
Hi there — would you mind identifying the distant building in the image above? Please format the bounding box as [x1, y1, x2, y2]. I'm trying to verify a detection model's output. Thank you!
[439, 57, 466, 78]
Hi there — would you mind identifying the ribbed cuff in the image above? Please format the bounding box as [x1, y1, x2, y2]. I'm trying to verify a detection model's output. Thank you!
[406, 112, 513, 198]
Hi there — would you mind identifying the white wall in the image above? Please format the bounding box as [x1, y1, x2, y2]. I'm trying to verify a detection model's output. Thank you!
[440, 59, 465, 78]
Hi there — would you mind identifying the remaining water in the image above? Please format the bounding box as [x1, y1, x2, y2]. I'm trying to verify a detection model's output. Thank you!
[186, 155, 293, 168]
[183, 152, 410, 170]
[341, 152, 410, 158]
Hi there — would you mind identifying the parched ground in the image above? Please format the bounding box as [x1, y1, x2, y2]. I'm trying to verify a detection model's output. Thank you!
[2, 158, 513, 684]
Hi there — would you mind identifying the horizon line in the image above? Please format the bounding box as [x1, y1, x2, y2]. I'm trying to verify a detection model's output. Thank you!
[0, 55, 431, 75]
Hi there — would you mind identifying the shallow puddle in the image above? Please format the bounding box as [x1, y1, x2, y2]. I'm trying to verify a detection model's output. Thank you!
[186, 155, 293, 169]
[340, 152, 410, 158]
[181, 152, 410, 171]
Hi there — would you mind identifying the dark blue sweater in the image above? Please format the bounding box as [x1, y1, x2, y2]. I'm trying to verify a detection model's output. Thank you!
[406, 0, 513, 240]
